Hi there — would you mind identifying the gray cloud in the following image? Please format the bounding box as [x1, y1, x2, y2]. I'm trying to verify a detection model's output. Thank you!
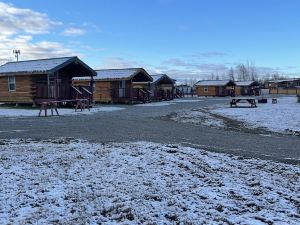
[189, 51, 228, 58]
[0, 2, 79, 62]
[0, 35, 79, 62]
[97, 57, 142, 69]
[62, 27, 86, 36]
[0, 2, 61, 35]
[162, 58, 228, 72]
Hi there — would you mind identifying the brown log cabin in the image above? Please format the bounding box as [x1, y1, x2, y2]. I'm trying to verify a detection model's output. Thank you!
[150, 74, 175, 100]
[0, 56, 96, 105]
[73, 68, 153, 104]
[195, 80, 236, 97]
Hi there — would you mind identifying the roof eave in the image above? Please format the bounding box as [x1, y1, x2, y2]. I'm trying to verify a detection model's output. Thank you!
[0, 71, 48, 76]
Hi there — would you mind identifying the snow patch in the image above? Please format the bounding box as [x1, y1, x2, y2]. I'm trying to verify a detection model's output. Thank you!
[0, 139, 299, 224]
[0, 106, 124, 117]
[170, 110, 225, 128]
[136, 102, 174, 107]
[212, 97, 300, 134]
[171, 99, 203, 103]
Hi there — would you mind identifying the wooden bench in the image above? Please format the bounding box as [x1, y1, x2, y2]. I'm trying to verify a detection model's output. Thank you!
[230, 97, 257, 108]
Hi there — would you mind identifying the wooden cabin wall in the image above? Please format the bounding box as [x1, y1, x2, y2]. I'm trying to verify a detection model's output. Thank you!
[196, 86, 217, 96]
[235, 86, 242, 96]
[72, 80, 89, 87]
[0, 75, 34, 103]
[132, 83, 149, 89]
[270, 88, 300, 95]
[158, 84, 174, 91]
[73, 79, 112, 103]
[95, 81, 112, 102]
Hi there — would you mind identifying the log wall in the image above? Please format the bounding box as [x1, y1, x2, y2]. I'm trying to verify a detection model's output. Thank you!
[0, 75, 34, 103]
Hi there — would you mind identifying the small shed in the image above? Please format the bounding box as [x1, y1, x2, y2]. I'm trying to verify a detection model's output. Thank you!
[235, 81, 260, 96]
[0, 56, 95, 104]
[194, 80, 236, 97]
[73, 68, 153, 103]
[151, 74, 175, 100]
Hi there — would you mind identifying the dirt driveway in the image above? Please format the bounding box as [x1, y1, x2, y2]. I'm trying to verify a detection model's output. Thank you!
[0, 98, 299, 164]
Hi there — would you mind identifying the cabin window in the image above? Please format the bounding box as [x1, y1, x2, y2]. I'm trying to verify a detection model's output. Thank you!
[8, 76, 16, 91]
[204, 86, 209, 92]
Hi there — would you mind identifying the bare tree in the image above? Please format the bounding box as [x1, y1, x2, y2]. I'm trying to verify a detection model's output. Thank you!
[186, 78, 198, 87]
[246, 60, 258, 81]
[209, 72, 215, 80]
[236, 64, 248, 81]
[227, 67, 235, 81]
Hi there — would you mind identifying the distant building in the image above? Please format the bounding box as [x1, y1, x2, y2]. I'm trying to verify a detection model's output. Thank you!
[265, 78, 300, 95]
[194, 80, 235, 97]
[175, 84, 194, 96]
[150, 74, 175, 100]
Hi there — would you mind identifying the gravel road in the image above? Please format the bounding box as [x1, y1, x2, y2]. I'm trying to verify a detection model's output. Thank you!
[0, 98, 299, 164]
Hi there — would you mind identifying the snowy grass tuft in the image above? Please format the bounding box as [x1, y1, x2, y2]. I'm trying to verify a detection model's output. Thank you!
[212, 97, 300, 133]
[169, 110, 225, 128]
[0, 139, 299, 224]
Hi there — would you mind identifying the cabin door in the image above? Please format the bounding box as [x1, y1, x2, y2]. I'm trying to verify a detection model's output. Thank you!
[119, 80, 125, 97]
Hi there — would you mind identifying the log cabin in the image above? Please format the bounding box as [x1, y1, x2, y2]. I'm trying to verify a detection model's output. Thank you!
[0, 56, 96, 105]
[150, 74, 175, 100]
[195, 80, 236, 97]
[73, 68, 153, 103]
[235, 81, 260, 96]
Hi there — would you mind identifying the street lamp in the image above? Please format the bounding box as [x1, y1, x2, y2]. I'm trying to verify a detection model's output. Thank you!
[13, 50, 21, 61]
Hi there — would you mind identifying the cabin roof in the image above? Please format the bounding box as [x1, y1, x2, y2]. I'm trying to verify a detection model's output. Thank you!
[195, 80, 235, 86]
[0, 56, 96, 76]
[74, 68, 152, 81]
[266, 78, 300, 83]
[151, 74, 175, 84]
[235, 81, 258, 86]
[0, 57, 72, 74]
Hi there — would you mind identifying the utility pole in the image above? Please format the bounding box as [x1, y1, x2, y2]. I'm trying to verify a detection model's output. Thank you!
[13, 50, 20, 61]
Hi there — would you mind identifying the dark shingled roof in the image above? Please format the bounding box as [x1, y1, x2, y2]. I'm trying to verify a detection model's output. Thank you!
[0, 56, 96, 76]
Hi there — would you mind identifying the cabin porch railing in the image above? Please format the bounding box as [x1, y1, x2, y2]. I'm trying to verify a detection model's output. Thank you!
[35, 84, 91, 101]
[111, 87, 152, 103]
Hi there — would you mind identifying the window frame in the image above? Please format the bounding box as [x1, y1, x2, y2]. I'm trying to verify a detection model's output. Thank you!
[204, 86, 209, 92]
[8, 76, 16, 92]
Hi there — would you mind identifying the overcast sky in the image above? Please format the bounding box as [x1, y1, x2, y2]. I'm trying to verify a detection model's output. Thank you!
[0, 0, 300, 81]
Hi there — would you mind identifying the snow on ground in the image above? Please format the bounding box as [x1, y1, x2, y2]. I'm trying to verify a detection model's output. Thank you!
[135, 102, 174, 107]
[136, 98, 203, 107]
[0, 106, 124, 117]
[212, 97, 300, 134]
[0, 139, 299, 224]
[169, 110, 225, 128]
[171, 98, 203, 103]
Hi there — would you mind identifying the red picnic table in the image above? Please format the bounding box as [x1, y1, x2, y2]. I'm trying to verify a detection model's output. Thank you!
[38, 99, 90, 117]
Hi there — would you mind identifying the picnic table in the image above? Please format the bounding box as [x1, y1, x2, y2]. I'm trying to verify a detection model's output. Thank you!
[230, 97, 257, 108]
[38, 99, 90, 117]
